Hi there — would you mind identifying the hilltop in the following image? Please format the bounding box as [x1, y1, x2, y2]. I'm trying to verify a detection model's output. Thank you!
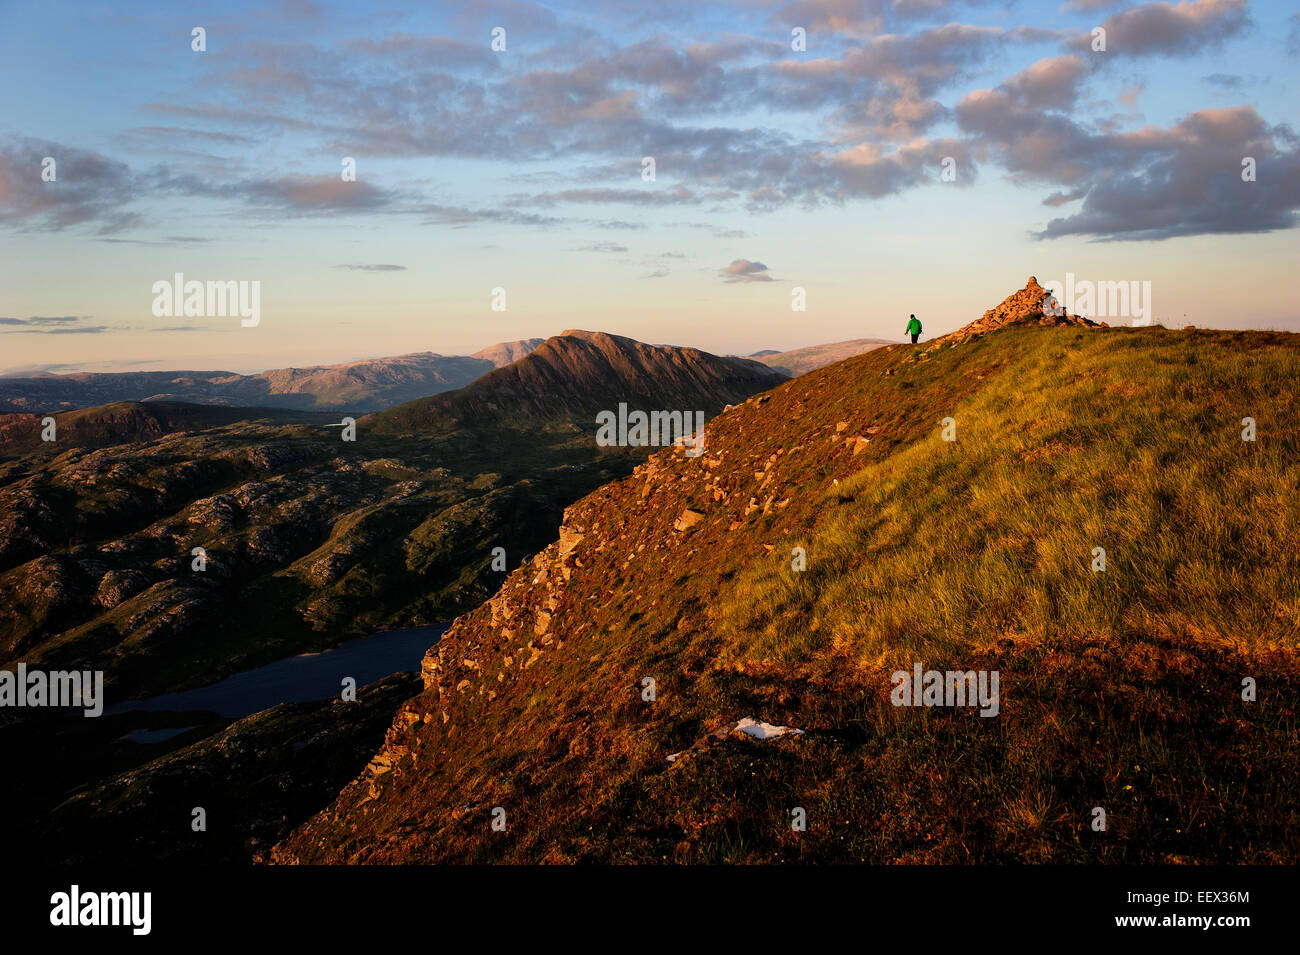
[275, 301, 1300, 864]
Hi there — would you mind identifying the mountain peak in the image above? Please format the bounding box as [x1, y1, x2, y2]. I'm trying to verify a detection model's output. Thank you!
[371, 330, 785, 428]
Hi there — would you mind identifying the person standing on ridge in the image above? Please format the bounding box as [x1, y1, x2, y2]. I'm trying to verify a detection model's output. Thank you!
[905, 314, 922, 344]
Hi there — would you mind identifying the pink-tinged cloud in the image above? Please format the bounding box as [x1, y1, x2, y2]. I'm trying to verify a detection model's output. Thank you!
[1067, 0, 1250, 57]
[721, 259, 776, 283]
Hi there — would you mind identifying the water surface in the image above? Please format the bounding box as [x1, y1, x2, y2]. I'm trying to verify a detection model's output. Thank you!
[106, 624, 446, 720]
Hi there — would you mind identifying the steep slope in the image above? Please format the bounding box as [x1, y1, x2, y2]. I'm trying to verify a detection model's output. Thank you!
[0, 339, 543, 414]
[750, 338, 894, 376]
[276, 317, 1300, 864]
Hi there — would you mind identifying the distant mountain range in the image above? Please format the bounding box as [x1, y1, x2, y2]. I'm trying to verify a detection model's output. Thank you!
[747, 338, 894, 376]
[0, 335, 887, 415]
[0, 340, 546, 414]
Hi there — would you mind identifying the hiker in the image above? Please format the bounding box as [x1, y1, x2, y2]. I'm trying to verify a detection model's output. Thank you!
[905, 314, 922, 344]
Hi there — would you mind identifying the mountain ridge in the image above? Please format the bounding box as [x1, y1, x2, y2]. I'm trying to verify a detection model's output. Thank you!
[370, 330, 787, 430]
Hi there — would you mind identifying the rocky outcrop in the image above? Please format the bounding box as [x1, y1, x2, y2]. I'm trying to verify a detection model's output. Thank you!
[928, 277, 1104, 350]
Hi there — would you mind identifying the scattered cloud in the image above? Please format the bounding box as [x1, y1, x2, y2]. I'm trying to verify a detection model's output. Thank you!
[721, 259, 777, 283]
[1, 1, 1293, 245]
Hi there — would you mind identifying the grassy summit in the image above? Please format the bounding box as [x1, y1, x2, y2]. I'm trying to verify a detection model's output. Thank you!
[277, 323, 1300, 864]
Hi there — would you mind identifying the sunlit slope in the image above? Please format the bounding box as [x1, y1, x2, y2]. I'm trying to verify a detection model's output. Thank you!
[276, 325, 1300, 865]
[717, 326, 1300, 669]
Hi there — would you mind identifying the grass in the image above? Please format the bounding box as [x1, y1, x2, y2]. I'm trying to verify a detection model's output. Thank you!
[714, 328, 1299, 669]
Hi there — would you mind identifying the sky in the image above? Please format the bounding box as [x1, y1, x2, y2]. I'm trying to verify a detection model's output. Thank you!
[1, 0, 1298, 374]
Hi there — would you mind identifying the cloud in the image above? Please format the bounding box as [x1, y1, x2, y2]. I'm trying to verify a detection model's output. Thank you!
[513, 186, 701, 207]
[1061, 0, 1125, 11]
[574, 241, 629, 253]
[1117, 83, 1145, 108]
[0, 315, 82, 325]
[1042, 188, 1088, 207]
[334, 263, 407, 271]
[1034, 108, 1300, 240]
[1066, 0, 1250, 58]
[0, 139, 141, 234]
[1203, 73, 1244, 89]
[957, 54, 1300, 240]
[1000, 55, 1087, 111]
[721, 259, 777, 282]
[0, 315, 114, 335]
[4, 5, 1293, 246]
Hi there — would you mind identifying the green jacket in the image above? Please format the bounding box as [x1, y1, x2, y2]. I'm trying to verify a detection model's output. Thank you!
[905, 317, 922, 335]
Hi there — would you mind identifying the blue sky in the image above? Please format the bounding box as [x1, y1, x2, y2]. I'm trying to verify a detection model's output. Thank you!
[1, 0, 1297, 373]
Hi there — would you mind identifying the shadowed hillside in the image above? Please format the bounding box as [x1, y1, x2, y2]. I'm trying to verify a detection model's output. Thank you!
[275, 314, 1300, 864]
